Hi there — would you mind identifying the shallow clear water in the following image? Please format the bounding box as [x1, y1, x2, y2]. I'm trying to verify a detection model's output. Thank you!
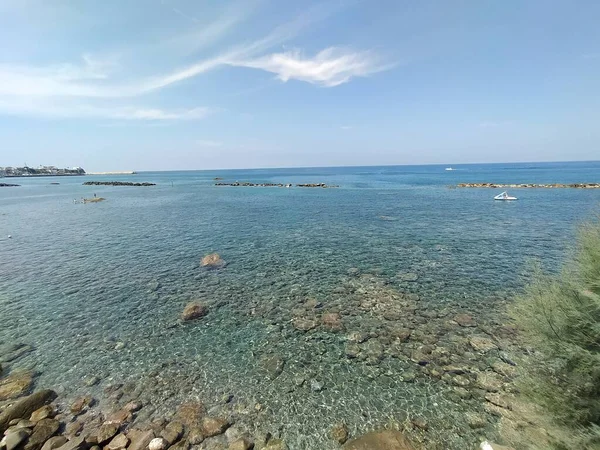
[1, 162, 599, 449]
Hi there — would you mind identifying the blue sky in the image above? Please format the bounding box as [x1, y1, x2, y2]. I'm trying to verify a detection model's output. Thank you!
[0, 0, 598, 171]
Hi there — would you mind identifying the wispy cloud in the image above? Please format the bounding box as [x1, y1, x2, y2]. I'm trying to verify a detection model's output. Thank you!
[230, 47, 393, 87]
[0, 0, 393, 120]
[196, 139, 223, 147]
[0, 97, 211, 121]
[340, 125, 352, 130]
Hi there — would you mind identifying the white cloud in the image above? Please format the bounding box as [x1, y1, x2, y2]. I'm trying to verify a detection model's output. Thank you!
[0, 1, 394, 120]
[340, 125, 352, 130]
[230, 47, 393, 87]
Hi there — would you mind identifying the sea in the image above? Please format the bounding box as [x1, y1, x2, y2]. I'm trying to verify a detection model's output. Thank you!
[1, 161, 599, 449]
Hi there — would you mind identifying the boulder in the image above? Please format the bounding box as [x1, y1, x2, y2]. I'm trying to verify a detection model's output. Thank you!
[0, 390, 57, 434]
[263, 439, 286, 450]
[24, 418, 60, 450]
[160, 422, 183, 445]
[54, 436, 86, 450]
[0, 371, 34, 401]
[175, 402, 205, 427]
[40, 436, 68, 450]
[5, 429, 31, 450]
[181, 303, 208, 321]
[96, 423, 119, 444]
[70, 396, 94, 415]
[229, 438, 253, 450]
[29, 406, 54, 422]
[343, 430, 414, 450]
[104, 409, 132, 426]
[201, 253, 225, 268]
[187, 427, 204, 445]
[106, 434, 129, 450]
[201, 417, 230, 437]
[127, 430, 155, 450]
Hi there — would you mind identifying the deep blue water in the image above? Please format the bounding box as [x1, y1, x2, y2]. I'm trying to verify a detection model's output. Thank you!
[1, 161, 599, 449]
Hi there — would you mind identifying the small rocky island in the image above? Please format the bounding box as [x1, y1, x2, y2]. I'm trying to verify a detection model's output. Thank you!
[457, 182, 600, 188]
[83, 182, 155, 187]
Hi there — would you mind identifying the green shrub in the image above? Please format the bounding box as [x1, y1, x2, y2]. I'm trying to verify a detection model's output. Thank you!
[510, 220, 600, 446]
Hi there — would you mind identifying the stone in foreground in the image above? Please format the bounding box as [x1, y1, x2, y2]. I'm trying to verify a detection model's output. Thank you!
[343, 430, 414, 450]
[0, 390, 57, 433]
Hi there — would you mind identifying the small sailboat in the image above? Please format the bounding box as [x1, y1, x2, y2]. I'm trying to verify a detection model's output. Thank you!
[494, 191, 517, 201]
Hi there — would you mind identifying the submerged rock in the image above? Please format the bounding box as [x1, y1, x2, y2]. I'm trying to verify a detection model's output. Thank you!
[330, 423, 349, 444]
[201, 417, 230, 437]
[229, 438, 253, 450]
[201, 253, 225, 268]
[292, 317, 317, 332]
[453, 314, 476, 327]
[0, 371, 34, 400]
[260, 355, 285, 380]
[70, 396, 94, 415]
[343, 430, 414, 450]
[469, 337, 498, 353]
[321, 312, 343, 331]
[181, 302, 208, 321]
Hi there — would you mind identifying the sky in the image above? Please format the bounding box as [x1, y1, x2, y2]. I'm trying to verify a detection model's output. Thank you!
[0, 0, 599, 171]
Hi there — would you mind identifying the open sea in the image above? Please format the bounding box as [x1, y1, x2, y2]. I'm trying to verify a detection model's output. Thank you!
[1, 161, 600, 449]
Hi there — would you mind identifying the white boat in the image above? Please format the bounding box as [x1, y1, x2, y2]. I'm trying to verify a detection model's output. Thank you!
[494, 191, 517, 201]
[445, 167, 454, 171]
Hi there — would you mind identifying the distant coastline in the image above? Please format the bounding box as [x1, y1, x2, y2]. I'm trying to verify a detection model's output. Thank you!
[0, 165, 85, 178]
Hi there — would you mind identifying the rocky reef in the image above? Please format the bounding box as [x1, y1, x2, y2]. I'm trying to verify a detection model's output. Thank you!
[457, 182, 600, 188]
[214, 182, 338, 188]
[83, 182, 155, 187]
[0, 183, 20, 187]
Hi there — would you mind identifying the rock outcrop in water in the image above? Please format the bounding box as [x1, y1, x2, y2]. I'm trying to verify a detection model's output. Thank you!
[83, 182, 155, 187]
[180, 302, 208, 321]
[200, 253, 225, 268]
[214, 182, 338, 188]
[457, 182, 600, 188]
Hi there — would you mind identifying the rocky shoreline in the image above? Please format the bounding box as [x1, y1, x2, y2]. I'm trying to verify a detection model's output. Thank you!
[83, 182, 156, 187]
[457, 182, 600, 188]
[214, 183, 338, 188]
[1, 256, 525, 450]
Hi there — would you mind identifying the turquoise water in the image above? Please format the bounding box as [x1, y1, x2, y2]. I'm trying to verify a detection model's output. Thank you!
[1, 162, 599, 448]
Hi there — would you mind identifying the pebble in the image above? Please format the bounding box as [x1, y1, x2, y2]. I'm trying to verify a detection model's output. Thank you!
[309, 379, 324, 392]
[148, 437, 168, 450]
